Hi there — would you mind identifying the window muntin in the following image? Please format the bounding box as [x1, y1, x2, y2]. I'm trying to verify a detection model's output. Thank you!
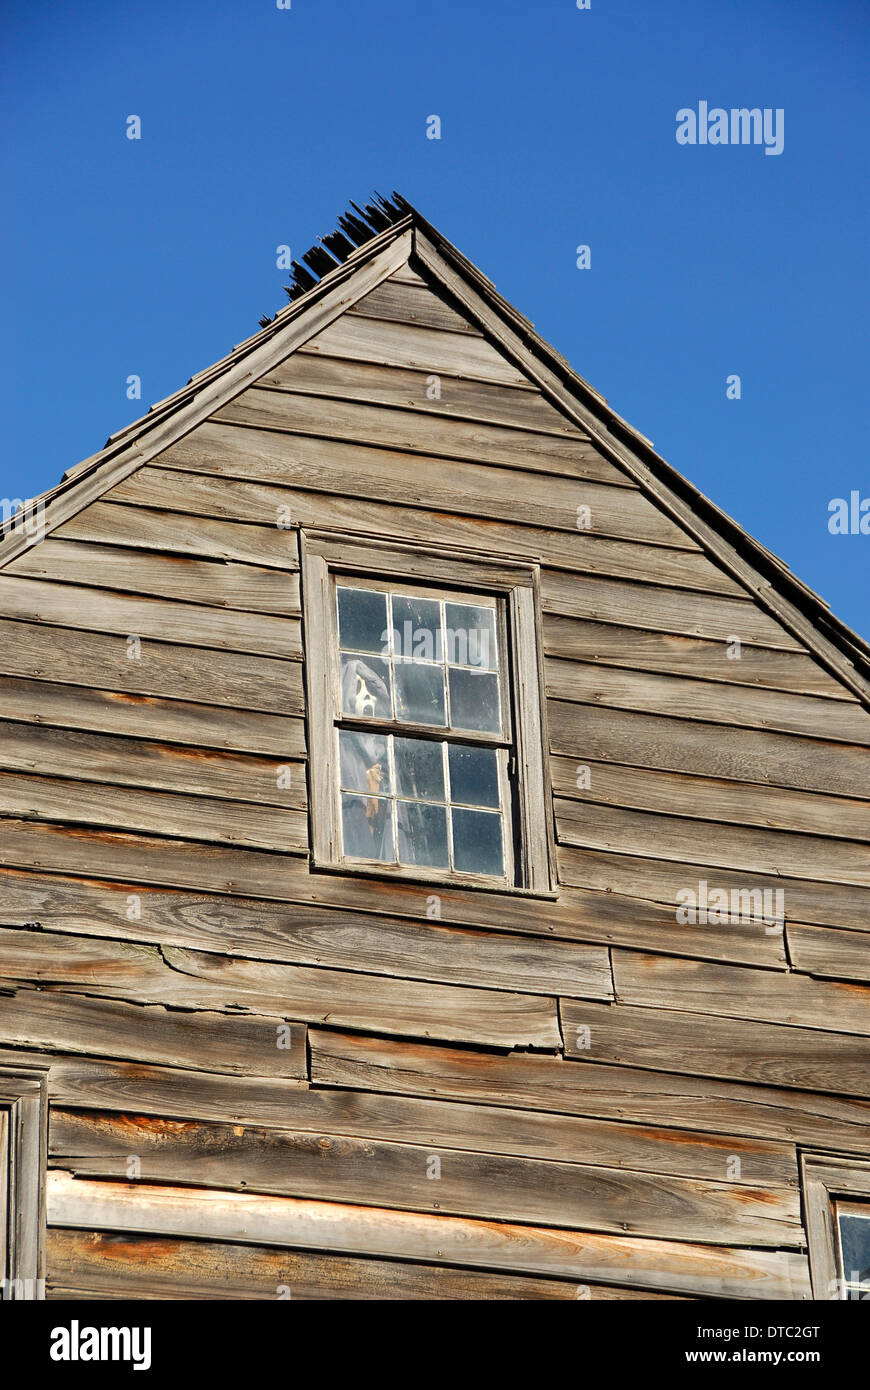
[334, 582, 512, 880]
[836, 1201, 870, 1298]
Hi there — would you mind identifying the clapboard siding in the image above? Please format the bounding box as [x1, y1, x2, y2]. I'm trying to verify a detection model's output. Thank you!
[0, 990, 307, 1078]
[48, 1110, 802, 1246]
[2, 252, 866, 1300]
[560, 999, 870, 1098]
[543, 614, 854, 699]
[556, 799, 870, 888]
[0, 864, 782, 968]
[0, 574, 301, 658]
[47, 1175, 807, 1298]
[263, 349, 587, 435]
[46, 1229, 610, 1301]
[550, 756, 870, 842]
[8, 538, 301, 614]
[310, 1030, 870, 1154]
[547, 658, 870, 744]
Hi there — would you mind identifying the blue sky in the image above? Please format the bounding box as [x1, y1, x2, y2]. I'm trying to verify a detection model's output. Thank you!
[2, 0, 868, 634]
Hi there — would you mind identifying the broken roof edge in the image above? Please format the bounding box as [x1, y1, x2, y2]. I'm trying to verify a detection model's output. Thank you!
[2, 190, 868, 701]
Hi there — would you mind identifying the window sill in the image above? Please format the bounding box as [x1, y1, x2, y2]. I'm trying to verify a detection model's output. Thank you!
[310, 856, 559, 900]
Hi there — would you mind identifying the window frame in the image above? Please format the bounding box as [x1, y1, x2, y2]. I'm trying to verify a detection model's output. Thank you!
[802, 1154, 870, 1300]
[0, 1066, 48, 1301]
[302, 530, 555, 895]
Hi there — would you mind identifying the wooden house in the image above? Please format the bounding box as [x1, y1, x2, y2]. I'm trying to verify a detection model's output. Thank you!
[1, 194, 869, 1301]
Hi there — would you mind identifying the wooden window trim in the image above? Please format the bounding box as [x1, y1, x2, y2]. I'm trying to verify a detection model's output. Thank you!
[301, 529, 555, 895]
[802, 1154, 870, 1300]
[0, 1066, 49, 1300]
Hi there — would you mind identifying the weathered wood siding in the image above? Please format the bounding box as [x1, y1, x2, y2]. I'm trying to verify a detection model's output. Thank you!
[1, 260, 868, 1299]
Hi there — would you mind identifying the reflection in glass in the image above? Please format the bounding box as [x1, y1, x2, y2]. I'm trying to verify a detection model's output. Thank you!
[448, 668, 500, 733]
[340, 654, 392, 719]
[392, 594, 442, 662]
[337, 587, 389, 654]
[338, 730, 390, 796]
[839, 1211, 870, 1287]
[452, 807, 503, 876]
[397, 800, 449, 868]
[394, 662, 446, 726]
[341, 793, 394, 861]
[445, 603, 497, 670]
[448, 744, 499, 808]
[394, 736, 445, 802]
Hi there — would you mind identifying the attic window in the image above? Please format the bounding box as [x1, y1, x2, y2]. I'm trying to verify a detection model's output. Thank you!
[302, 533, 553, 892]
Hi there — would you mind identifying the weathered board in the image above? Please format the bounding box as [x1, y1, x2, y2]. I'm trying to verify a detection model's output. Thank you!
[0, 241, 866, 1301]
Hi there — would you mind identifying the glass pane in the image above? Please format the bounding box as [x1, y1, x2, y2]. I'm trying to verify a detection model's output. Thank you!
[391, 594, 442, 662]
[397, 800, 449, 869]
[448, 668, 501, 733]
[448, 745, 500, 808]
[341, 793, 394, 862]
[394, 662, 446, 726]
[839, 1212, 870, 1286]
[340, 654, 392, 720]
[445, 603, 498, 670]
[452, 808, 504, 876]
[394, 736, 445, 802]
[338, 730, 390, 796]
[337, 587, 389, 654]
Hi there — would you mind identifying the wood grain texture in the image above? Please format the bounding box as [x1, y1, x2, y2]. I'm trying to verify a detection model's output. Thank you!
[786, 924, 870, 978]
[46, 1228, 611, 1301]
[0, 674, 304, 755]
[347, 278, 481, 334]
[0, 720, 304, 805]
[48, 1110, 802, 1246]
[0, 770, 307, 852]
[551, 755, 870, 843]
[57, 501, 299, 568]
[112, 424, 696, 546]
[549, 700, 869, 799]
[47, 1174, 809, 1298]
[216, 386, 616, 481]
[0, 574, 300, 658]
[298, 313, 533, 384]
[0, 989, 306, 1078]
[556, 798, 870, 888]
[0, 832, 785, 966]
[543, 614, 852, 699]
[612, 950, 870, 1037]
[547, 657, 870, 744]
[263, 349, 587, 436]
[560, 998, 870, 1098]
[8, 538, 300, 614]
[0, 925, 561, 1049]
[0, 864, 782, 970]
[310, 1029, 870, 1154]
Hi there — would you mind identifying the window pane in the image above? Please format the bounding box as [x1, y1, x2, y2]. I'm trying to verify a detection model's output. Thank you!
[394, 737, 445, 802]
[448, 745, 500, 808]
[397, 800, 449, 868]
[394, 662, 446, 726]
[338, 731, 391, 796]
[839, 1212, 870, 1286]
[341, 793, 394, 861]
[448, 668, 500, 733]
[341, 654, 392, 719]
[392, 594, 442, 662]
[452, 807, 504, 876]
[337, 587, 389, 654]
[445, 603, 497, 670]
